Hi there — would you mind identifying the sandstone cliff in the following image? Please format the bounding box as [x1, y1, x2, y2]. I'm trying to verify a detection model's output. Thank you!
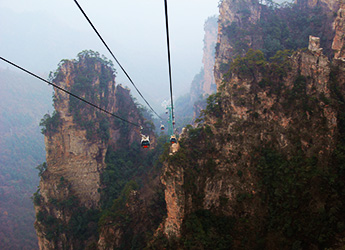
[154, 0, 345, 249]
[175, 16, 218, 128]
[214, 0, 261, 86]
[187, 16, 218, 121]
[333, 1, 345, 60]
[214, 0, 336, 88]
[34, 51, 152, 249]
[201, 16, 218, 96]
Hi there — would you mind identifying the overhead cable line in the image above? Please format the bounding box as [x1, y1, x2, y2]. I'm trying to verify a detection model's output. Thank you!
[73, 0, 163, 120]
[163, 0, 175, 127]
[0, 56, 141, 128]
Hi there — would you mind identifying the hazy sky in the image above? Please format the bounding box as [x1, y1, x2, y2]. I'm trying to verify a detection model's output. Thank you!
[0, 0, 219, 111]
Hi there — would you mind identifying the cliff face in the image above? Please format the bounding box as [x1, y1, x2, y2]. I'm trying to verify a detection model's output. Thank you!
[201, 16, 218, 96]
[42, 60, 108, 209]
[156, 0, 345, 248]
[333, 1, 345, 60]
[215, 0, 337, 89]
[161, 44, 339, 240]
[34, 51, 147, 249]
[186, 16, 218, 121]
[176, 16, 218, 126]
[214, 0, 261, 87]
[160, 157, 185, 238]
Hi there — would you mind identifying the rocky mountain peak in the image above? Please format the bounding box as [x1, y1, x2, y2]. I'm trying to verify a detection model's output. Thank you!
[34, 51, 149, 249]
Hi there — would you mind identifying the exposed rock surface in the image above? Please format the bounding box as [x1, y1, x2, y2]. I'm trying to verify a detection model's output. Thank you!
[214, 0, 261, 88]
[161, 40, 345, 250]
[333, 1, 345, 60]
[160, 143, 184, 238]
[157, 0, 345, 248]
[34, 53, 146, 249]
[177, 16, 218, 124]
[308, 35, 323, 55]
[189, 17, 218, 108]
[201, 16, 218, 96]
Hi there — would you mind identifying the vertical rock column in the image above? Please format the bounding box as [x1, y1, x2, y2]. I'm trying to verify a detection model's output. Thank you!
[161, 155, 185, 238]
[333, 2, 345, 60]
[202, 17, 218, 95]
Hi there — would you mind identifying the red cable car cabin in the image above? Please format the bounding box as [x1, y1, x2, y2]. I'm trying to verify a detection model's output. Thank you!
[170, 135, 177, 144]
[141, 136, 150, 148]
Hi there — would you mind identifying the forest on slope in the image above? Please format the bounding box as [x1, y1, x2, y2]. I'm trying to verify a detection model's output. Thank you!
[0, 69, 52, 249]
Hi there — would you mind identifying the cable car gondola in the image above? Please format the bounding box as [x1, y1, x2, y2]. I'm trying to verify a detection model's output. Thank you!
[170, 135, 177, 144]
[141, 135, 150, 148]
[160, 124, 165, 131]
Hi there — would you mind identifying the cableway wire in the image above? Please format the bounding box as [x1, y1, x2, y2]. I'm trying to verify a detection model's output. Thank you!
[163, 0, 175, 127]
[73, 0, 163, 120]
[0, 56, 141, 128]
